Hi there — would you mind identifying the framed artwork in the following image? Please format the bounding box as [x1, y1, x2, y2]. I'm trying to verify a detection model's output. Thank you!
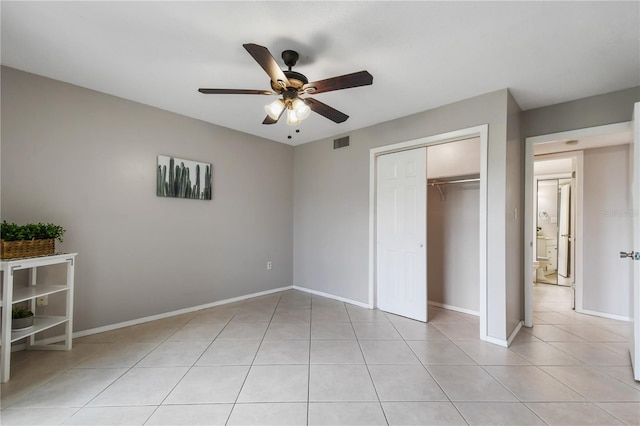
[156, 155, 212, 200]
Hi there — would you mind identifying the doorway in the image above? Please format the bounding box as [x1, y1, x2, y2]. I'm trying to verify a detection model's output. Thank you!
[533, 156, 576, 289]
[524, 122, 632, 327]
[369, 125, 489, 341]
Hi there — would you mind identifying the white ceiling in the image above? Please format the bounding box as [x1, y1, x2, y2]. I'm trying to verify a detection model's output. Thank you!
[534, 158, 573, 176]
[2, 1, 639, 145]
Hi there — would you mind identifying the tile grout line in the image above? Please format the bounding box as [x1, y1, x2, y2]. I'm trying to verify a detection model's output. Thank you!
[76, 316, 191, 423]
[306, 296, 314, 426]
[148, 306, 239, 424]
[442, 339, 548, 424]
[224, 292, 283, 425]
[386, 311, 471, 423]
[346, 307, 390, 426]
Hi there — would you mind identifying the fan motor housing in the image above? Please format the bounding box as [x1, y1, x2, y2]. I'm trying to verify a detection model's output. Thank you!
[271, 70, 308, 93]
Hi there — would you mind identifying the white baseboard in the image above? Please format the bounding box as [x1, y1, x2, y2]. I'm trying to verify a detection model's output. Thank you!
[578, 308, 632, 323]
[483, 335, 508, 348]
[292, 285, 371, 309]
[73, 285, 293, 339]
[482, 321, 523, 348]
[428, 301, 480, 317]
[507, 321, 524, 346]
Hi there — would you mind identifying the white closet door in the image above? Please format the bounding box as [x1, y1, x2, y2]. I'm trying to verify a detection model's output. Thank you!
[376, 147, 427, 322]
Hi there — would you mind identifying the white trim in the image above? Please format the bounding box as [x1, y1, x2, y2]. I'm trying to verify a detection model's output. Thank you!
[369, 124, 489, 341]
[428, 301, 480, 317]
[507, 321, 524, 346]
[292, 285, 371, 309]
[483, 335, 508, 348]
[524, 123, 634, 327]
[479, 126, 488, 342]
[73, 285, 293, 338]
[527, 122, 632, 145]
[574, 153, 584, 313]
[579, 309, 633, 323]
[524, 140, 534, 326]
[484, 321, 523, 348]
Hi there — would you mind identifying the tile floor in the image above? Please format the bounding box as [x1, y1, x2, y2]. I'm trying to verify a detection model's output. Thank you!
[1, 284, 639, 425]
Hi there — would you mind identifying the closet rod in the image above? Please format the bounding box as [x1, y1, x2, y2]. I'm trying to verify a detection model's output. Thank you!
[428, 177, 480, 186]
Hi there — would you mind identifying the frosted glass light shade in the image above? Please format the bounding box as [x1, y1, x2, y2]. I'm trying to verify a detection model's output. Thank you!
[292, 98, 311, 120]
[264, 99, 285, 120]
[286, 108, 301, 125]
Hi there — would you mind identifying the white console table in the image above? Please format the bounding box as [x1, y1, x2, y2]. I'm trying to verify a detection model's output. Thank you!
[0, 253, 77, 383]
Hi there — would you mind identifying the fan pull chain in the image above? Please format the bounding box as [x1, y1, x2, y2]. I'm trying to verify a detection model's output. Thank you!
[287, 128, 300, 142]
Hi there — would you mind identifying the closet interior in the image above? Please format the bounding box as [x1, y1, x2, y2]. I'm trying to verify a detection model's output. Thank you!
[426, 138, 481, 316]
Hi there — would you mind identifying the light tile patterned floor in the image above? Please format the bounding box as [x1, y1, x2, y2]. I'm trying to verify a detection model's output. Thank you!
[1, 285, 638, 425]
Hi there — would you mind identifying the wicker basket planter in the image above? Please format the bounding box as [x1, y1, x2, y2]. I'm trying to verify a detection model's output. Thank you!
[0, 239, 55, 260]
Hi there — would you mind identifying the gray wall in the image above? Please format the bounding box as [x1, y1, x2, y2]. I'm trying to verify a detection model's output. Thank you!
[1, 67, 294, 332]
[522, 87, 640, 138]
[427, 183, 480, 312]
[583, 144, 632, 317]
[293, 89, 522, 342]
[505, 91, 524, 336]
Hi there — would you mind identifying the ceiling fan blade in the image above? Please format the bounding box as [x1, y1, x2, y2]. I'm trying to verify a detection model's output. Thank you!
[243, 43, 290, 88]
[304, 98, 349, 123]
[198, 88, 274, 95]
[262, 108, 285, 125]
[303, 71, 373, 95]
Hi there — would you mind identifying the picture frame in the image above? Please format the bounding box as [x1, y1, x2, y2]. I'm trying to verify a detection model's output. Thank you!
[156, 155, 212, 200]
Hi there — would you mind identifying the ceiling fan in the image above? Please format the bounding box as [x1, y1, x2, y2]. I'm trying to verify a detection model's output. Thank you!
[198, 43, 373, 126]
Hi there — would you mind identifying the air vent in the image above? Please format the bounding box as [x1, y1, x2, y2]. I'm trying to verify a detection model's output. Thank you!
[333, 136, 350, 149]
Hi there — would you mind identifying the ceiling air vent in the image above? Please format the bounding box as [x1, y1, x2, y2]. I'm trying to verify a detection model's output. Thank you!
[333, 136, 350, 149]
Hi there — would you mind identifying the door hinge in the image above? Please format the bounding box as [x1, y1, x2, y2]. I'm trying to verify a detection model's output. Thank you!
[620, 251, 640, 260]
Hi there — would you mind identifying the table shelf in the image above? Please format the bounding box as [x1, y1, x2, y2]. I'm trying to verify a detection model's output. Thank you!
[1, 284, 69, 307]
[9, 316, 68, 343]
[1, 253, 77, 382]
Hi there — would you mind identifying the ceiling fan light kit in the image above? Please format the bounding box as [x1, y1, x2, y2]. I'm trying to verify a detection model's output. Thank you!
[265, 99, 285, 120]
[291, 98, 311, 120]
[199, 43, 373, 128]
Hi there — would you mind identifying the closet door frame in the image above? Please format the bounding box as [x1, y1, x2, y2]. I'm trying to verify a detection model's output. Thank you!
[368, 125, 489, 341]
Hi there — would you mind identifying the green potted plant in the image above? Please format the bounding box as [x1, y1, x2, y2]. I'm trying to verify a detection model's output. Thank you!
[12, 306, 34, 330]
[1, 221, 65, 259]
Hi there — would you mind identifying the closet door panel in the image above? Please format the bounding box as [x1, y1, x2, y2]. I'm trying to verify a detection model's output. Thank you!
[376, 147, 427, 322]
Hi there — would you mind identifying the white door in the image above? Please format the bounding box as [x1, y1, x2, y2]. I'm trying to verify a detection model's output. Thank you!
[558, 183, 570, 278]
[376, 147, 427, 322]
[631, 102, 640, 381]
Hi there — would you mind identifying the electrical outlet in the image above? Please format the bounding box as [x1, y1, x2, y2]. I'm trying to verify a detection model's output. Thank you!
[36, 295, 48, 307]
[266, 261, 272, 270]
